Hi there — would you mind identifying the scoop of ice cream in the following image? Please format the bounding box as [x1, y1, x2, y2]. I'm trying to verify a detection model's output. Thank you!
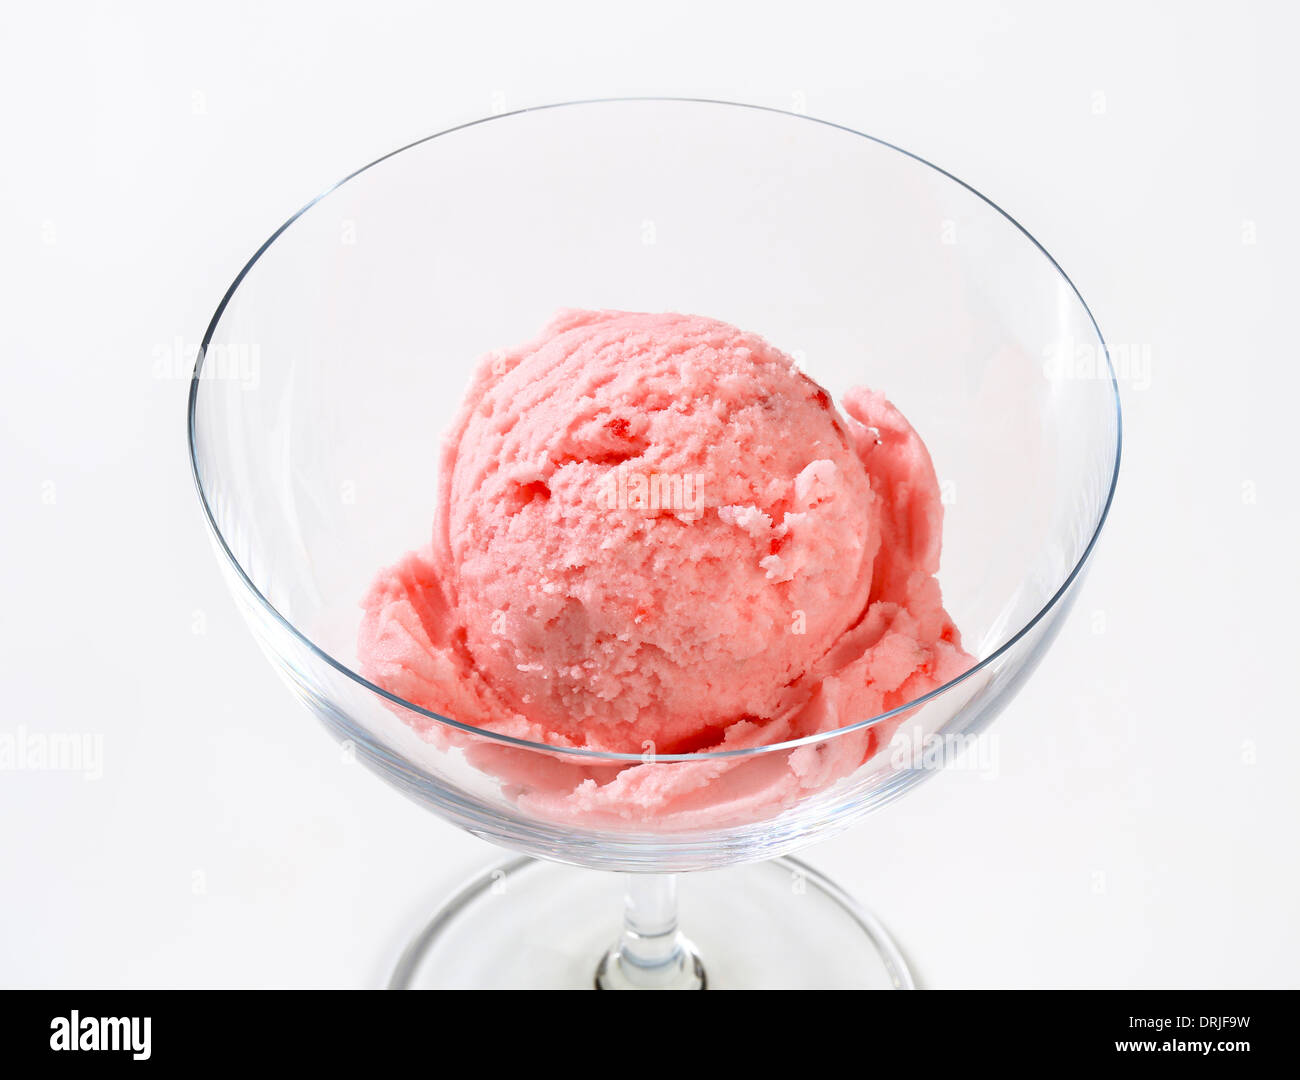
[428, 310, 883, 752]
[358, 310, 970, 818]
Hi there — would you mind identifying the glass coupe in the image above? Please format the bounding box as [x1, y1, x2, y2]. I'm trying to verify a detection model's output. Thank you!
[188, 98, 1121, 989]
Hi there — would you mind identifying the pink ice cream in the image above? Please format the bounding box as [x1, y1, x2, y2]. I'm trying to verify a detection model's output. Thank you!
[359, 310, 970, 823]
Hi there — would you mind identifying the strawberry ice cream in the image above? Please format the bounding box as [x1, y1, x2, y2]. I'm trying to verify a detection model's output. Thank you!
[359, 310, 970, 823]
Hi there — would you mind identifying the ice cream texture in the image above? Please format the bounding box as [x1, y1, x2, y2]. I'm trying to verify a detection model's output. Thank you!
[359, 310, 970, 821]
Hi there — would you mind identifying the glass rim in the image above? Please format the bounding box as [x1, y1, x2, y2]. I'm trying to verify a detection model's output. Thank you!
[187, 96, 1124, 764]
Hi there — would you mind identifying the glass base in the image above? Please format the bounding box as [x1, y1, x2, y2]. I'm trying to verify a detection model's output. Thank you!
[389, 855, 915, 990]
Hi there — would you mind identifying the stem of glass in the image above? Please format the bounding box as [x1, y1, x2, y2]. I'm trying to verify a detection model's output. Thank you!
[594, 872, 706, 990]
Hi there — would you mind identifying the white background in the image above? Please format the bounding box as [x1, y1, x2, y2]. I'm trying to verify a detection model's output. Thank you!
[2, 1, 1297, 988]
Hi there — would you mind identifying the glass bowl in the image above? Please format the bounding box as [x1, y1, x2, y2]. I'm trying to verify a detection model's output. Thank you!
[189, 98, 1120, 989]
